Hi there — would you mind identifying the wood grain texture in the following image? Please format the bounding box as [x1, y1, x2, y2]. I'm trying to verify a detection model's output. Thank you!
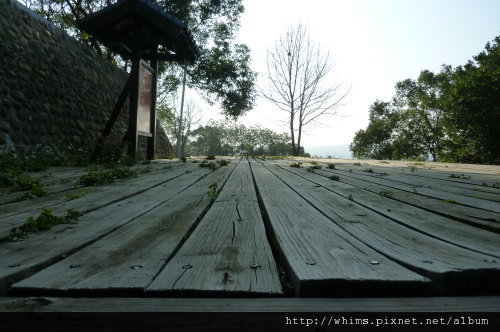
[328, 161, 500, 191]
[0, 163, 198, 239]
[7, 164, 236, 297]
[279, 164, 500, 258]
[146, 160, 283, 296]
[2, 296, 500, 312]
[344, 168, 500, 202]
[266, 162, 500, 295]
[291, 165, 500, 232]
[0, 167, 213, 294]
[321, 167, 500, 213]
[249, 160, 429, 297]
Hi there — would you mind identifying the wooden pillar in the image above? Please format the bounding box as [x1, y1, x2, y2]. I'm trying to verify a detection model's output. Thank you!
[127, 51, 141, 157]
[147, 46, 158, 160]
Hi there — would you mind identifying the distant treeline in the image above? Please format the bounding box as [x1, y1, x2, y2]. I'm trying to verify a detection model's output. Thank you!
[350, 36, 499, 164]
[186, 121, 303, 156]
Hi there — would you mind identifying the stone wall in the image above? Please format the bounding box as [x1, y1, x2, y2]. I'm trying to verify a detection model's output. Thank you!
[0, 0, 173, 158]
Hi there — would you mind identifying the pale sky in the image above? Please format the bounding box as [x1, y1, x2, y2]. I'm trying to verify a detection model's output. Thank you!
[193, 0, 499, 149]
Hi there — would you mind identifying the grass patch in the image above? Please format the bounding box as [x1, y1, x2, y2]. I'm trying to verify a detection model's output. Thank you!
[329, 175, 340, 181]
[363, 168, 374, 173]
[207, 183, 222, 200]
[290, 162, 302, 168]
[9, 208, 82, 241]
[16, 184, 48, 201]
[378, 189, 394, 198]
[79, 166, 140, 186]
[217, 159, 229, 167]
[79, 168, 115, 186]
[326, 163, 336, 169]
[443, 199, 456, 203]
[449, 174, 471, 180]
[66, 190, 88, 200]
[353, 162, 361, 166]
[199, 161, 219, 171]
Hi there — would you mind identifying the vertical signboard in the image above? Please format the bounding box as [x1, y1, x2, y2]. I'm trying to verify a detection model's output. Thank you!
[137, 60, 154, 135]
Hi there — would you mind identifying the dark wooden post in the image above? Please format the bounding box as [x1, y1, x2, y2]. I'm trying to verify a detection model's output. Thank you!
[147, 46, 158, 160]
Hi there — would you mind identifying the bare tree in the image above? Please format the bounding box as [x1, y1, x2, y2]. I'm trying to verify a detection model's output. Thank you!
[261, 24, 348, 156]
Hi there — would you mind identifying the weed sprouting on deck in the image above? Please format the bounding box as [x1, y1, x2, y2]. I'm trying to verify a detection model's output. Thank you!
[449, 174, 471, 180]
[207, 182, 222, 200]
[65, 190, 88, 200]
[9, 208, 82, 241]
[379, 189, 394, 198]
[199, 158, 230, 171]
[329, 175, 340, 181]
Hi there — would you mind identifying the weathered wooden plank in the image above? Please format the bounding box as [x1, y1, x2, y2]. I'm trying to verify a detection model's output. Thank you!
[290, 165, 500, 232]
[333, 161, 500, 191]
[276, 164, 500, 258]
[0, 162, 183, 217]
[7, 164, 236, 297]
[248, 160, 429, 297]
[337, 166, 500, 202]
[2, 296, 500, 312]
[321, 166, 500, 213]
[0, 166, 216, 294]
[265, 162, 500, 295]
[146, 160, 283, 296]
[0, 163, 175, 206]
[0, 163, 199, 239]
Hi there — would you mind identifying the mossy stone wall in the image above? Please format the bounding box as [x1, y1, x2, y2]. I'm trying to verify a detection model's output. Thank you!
[0, 0, 173, 158]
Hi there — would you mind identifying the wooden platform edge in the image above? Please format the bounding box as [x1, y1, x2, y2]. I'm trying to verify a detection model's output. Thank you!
[1, 296, 500, 312]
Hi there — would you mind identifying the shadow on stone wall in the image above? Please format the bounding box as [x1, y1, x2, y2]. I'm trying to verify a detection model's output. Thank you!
[0, 0, 173, 158]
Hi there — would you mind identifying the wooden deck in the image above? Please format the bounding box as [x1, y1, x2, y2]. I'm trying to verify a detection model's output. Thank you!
[1, 157, 500, 311]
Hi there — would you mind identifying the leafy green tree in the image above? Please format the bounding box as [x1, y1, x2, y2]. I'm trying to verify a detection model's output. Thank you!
[186, 121, 292, 156]
[394, 70, 450, 161]
[24, 0, 256, 118]
[440, 37, 500, 164]
[350, 101, 402, 159]
[351, 35, 499, 164]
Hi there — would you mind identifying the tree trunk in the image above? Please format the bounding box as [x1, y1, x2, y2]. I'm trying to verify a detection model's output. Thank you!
[290, 110, 298, 156]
